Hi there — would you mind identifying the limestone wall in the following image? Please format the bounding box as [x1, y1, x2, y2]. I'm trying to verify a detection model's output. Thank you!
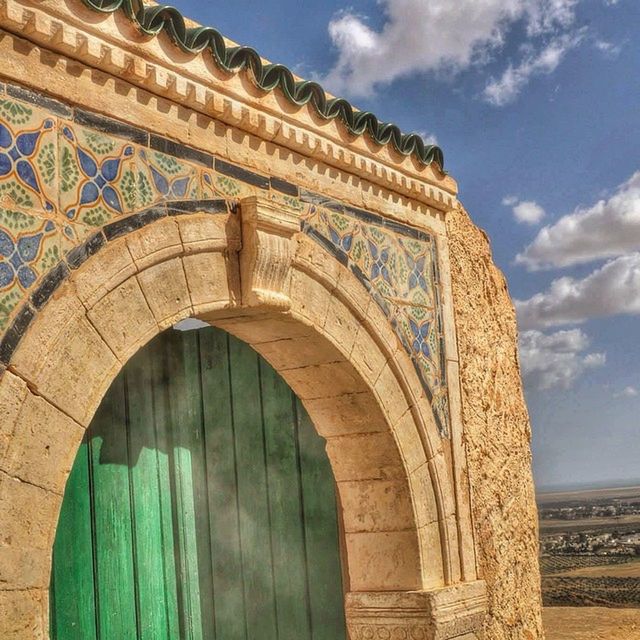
[447, 204, 544, 639]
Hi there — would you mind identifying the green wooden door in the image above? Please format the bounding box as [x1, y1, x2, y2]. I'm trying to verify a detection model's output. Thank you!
[50, 326, 346, 640]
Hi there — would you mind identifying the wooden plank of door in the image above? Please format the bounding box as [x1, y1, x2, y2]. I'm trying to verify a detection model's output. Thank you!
[90, 373, 138, 640]
[126, 344, 172, 640]
[50, 438, 98, 640]
[259, 359, 313, 640]
[148, 335, 181, 639]
[296, 399, 347, 640]
[199, 327, 245, 639]
[165, 329, 206, 640]
[228, 334, 278, 640]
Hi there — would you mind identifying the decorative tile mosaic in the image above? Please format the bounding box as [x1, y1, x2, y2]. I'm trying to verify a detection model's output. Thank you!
[0, 99, 58, 216]
[0, 207, 60, 330]
[0, 84, 450, 435]
[301, 206, 449, 435]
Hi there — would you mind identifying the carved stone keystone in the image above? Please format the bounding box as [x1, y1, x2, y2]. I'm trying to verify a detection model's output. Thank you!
[345, 581, 487, 640]
[239, 196, 300, 310]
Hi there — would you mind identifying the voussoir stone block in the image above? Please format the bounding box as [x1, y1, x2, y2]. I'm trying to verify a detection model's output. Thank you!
[326, 432, 405, 482]
[183, 251, 235, 314]
[338, 478, 415, 534]
[70, 239, 137, 309]
[0, 372, 28, 464]
[136, 257, 193, 330]
[301, 392, 388, 438]
[0, 390, 84, 494]
[87, 276, 158, 362]
[12, 306, 119, 427]
[0, 481, 55, 593]
[126, 217, 183, 269]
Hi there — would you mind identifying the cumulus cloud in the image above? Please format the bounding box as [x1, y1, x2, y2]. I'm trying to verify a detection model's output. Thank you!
[519, 328, 605, 390]
[614, 386, 638, 398]
[516, 253, 640, 329]
[517, 171, 640, 270]
[483, 31, 584, 105]
[504, 197, 546, 224]
[323, 0, 579, 97]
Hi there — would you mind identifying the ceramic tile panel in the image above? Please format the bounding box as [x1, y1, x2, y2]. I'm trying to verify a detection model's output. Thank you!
[302, 205, 450, 435]
[0, 82, 451, 435]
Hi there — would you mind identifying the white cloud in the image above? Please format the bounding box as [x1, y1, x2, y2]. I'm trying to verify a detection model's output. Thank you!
[515, 253, 640, 329]
[614, 386, 638, 398]
[516, 171, 640, 271]
[483, 31, 584, 105]
[323, 0, 579, 97]
[514, 201, 546, 225]
[416, 130, 439, 146]
[519, 328, 605, 390]
[506, 199, 546, 224]
[594, 39, 622, 58]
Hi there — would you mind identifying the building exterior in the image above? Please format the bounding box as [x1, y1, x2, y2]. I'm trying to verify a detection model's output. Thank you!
[0, 1, 543, 638]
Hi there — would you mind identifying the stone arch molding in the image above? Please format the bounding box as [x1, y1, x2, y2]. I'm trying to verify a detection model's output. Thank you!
[0, 201, 485, 638]
[0, 0, 488, 636]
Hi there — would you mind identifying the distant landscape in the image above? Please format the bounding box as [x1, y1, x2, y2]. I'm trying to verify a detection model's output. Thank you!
[538, 485, 640, 608]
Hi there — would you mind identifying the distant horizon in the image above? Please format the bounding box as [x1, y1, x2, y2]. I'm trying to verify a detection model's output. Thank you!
[536, 477, 640, 495]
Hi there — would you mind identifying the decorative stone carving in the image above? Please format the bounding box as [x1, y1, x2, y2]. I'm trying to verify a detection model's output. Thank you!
[239, 196, 299, 310]
[346, 582, 487, 640]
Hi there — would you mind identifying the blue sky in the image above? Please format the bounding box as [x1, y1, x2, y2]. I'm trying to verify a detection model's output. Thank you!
[172, 0, 639, 490]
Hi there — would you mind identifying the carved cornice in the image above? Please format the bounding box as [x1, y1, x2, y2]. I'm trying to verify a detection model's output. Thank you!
[0, 0, 458, 212]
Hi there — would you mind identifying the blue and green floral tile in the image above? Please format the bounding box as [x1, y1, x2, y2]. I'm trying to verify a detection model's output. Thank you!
[59, 122, 138, 227]
[59, 219, 97, 254]
[139, 149, 200, 206]
[0, 98, 58, 216]
[268, 190, 308, 215]
[212, 172, 257, 199]
[393, 236, 437, 302]
[0, 206, 62, 330]
[200, 170, 225, 199]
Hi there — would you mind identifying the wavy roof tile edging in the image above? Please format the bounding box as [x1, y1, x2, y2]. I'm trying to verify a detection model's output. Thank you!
[80, 0, 445, 171]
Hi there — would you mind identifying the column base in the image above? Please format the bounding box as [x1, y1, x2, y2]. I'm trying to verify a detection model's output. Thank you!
[345, 580, 487, 640]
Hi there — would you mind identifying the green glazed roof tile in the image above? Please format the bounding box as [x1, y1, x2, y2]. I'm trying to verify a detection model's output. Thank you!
[81, 0, 445, 170]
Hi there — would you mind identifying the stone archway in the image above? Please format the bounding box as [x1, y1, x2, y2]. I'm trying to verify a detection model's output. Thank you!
[0, 202, 485, 638]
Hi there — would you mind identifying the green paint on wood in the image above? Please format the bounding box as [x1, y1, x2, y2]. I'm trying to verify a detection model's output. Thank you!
[50, 326, 346, 639]
[51, 440, 97, 640]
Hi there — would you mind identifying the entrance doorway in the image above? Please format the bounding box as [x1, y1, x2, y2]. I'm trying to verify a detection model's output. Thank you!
[49, 326, 346, 639]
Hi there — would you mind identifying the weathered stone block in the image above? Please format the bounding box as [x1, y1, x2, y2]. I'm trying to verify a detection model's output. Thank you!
[183, 252, 234, 314]
[255, 334, 343, 371]
[0, 470, 61, 557]
[326, 432, 405, 482]
[88, 277, 158, 362]
[338, 478, 414, 534]
[301, 392, 388, 438]
[0, 589, 46, 640]
[345, 530, 421, 591]
[137, 258, 193, 330]
[71, 240, 137, 309]
[176, 213, 238, 254]
[284, 361, 367, 400]
[1, 391, 84, 494]
[0, 372, 28, 464]
[126, 217, 183, 269]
